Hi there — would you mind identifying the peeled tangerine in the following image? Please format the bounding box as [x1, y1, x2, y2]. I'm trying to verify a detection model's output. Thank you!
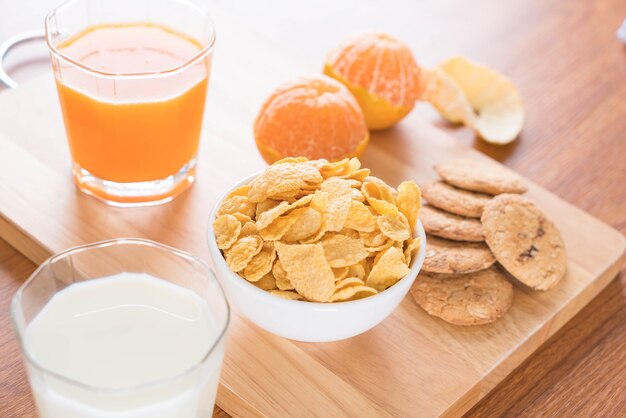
[419, 56, 524, 144]
[324, 32, 421, 130]
[254, 75, 369, 164]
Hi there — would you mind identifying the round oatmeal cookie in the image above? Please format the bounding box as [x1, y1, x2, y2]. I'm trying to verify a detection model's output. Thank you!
[422, 181, 491, 218]
[420, 205, 484, 242]
[422, 234, 495, 274]
[410, 267, 514, 326]
[434, 159, 527, 195]
[481, 194, 566, 291]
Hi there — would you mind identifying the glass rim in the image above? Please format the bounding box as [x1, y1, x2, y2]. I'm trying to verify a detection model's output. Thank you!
[11, 237, 230, 394]
[44, 0, 216, 79]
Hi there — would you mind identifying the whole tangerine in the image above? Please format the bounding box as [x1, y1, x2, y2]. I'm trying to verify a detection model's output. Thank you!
[254, 75, 369, 164]
[324, 32, 421, 130]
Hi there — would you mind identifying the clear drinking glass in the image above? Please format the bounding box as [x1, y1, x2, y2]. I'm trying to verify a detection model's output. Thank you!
[45, 0, 215, 206]
[11, 239, 230, 418]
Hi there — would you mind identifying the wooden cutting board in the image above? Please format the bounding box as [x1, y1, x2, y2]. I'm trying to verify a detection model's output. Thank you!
[3, 0, 626, 404]
[1, 74, 624, 417]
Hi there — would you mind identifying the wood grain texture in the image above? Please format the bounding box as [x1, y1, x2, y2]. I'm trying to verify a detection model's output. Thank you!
[0, 0, 625, 417]
[467, 273, 626, 417]
[0, 74, 623, 417]
[0, 239, 37, 418]
[1, 240, 624, 418]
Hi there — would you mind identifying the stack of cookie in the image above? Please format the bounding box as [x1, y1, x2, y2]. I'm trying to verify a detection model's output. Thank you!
[411, 159, 567, 326]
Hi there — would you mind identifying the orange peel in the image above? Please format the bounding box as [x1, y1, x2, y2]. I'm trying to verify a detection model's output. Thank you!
[420, 56, 524, 144]
[324, 32, 421, 130]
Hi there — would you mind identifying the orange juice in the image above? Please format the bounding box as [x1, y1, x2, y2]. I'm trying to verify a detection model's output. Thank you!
[55, 23, 210, 183]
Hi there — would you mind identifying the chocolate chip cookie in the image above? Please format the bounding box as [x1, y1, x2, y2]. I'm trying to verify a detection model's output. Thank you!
[422, 181, 491, 218]
[435, 159, 527, 195]
[422, 234, 495, 274]
[411, 266, 514, 325]
[420, 205, 484, 242]
[481, 194, 566, 290]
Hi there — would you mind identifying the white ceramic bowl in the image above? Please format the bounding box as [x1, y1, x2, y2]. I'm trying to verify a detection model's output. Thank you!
[207, 174, 427, 342]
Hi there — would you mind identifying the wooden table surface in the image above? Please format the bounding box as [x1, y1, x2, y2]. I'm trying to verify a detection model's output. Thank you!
[1, 0, 625, 416]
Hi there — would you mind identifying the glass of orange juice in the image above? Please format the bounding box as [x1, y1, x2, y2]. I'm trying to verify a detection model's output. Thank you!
[45, 0, 215, 206]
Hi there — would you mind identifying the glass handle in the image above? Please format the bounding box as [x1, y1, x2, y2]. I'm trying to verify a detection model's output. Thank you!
[0, 29, 46, 89]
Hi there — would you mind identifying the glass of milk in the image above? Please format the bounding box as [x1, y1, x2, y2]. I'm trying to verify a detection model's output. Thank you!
[11, 238, 230, 418]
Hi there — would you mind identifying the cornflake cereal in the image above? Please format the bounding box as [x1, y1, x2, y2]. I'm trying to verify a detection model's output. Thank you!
[273, 260, 294, 290]
[213, 214, 242, 250]
[214, 157, 422, 302]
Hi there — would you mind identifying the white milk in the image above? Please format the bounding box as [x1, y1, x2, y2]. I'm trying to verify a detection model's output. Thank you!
[24, 272, 224, 418]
